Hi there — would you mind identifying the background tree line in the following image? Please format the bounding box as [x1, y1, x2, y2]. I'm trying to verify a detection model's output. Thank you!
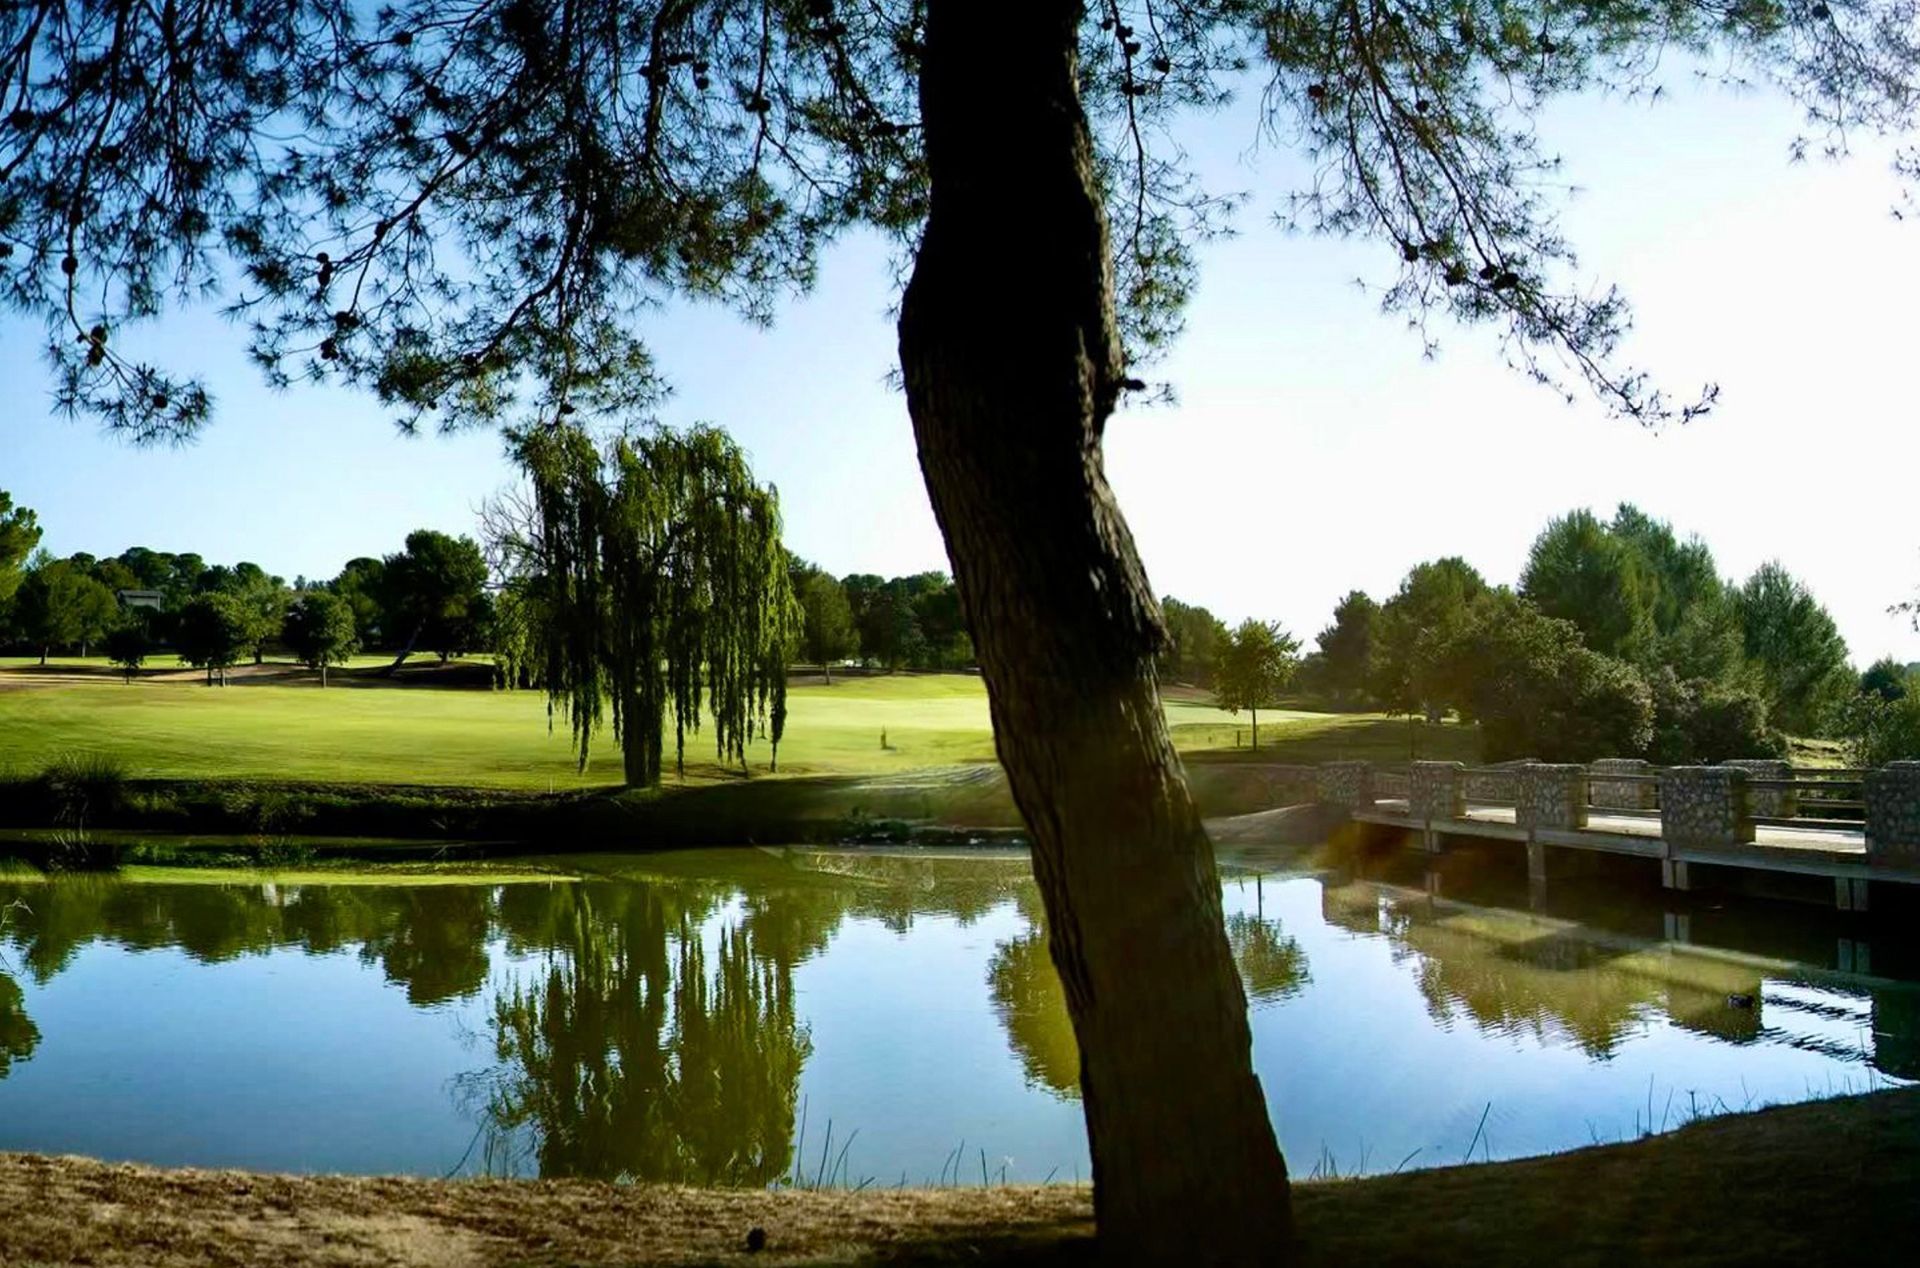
[3, 483, 977, 693]
[0, 487, 491, 684]
[1291, 503, 1911, 765]
[786, 561, 974, 677]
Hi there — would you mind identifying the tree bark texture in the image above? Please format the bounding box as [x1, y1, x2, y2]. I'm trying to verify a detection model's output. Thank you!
[899, 2, 1293, 1260]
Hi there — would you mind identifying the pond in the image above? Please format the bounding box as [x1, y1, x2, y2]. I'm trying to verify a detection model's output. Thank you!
[0, 843, 1913, 1186]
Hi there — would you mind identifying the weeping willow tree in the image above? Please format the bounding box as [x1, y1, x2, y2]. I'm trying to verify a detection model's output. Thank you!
[504, 423, 798, 787]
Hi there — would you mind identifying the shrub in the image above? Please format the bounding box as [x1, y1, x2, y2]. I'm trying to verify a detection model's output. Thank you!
[1647, 670, 1785, 765]
[37, 752, 129, 827]
[1843, 691, 1920, 768]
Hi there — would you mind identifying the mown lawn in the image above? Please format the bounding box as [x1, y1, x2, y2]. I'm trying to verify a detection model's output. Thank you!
[0, 668, 991, 788]
[0, 667, 1420, 791]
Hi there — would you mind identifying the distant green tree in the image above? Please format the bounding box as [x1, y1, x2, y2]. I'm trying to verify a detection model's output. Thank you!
[159, 553, 207, 609]
[14, 558, 119, 663]
[793, 567, 859, 684]
[0, 490, 43, 617]
[0, 517, 37, 609]
[1861, 657, 1911, 703]
[1371, 558, 1487, 722]
[112, 547, 174, 591]
[1734, 562, 1854, 737]
[848, 580, 923, 671]
[1313, 591, 1377, 707]
[1212, 620, 1300, 750]
[1608, 505, 1725, 640]
[225, 564, 292, 664]
[1158, 597, 1229, 687]
[331, 557, 389, 647]
[1443, 591, 1653, 762]
[379, 530, 490, 668]
[1520, 509, 1654, 661]
[909, 575, 972, 670]
[103, 617, 154, 684]
[282, 592, 359, 687]
[174, 593, 251, 686]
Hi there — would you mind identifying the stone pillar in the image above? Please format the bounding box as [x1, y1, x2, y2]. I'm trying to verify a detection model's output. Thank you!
[1865, 762, 1920, 865]
[1723, 759, 1797, 819]
[1517, 764, 1589, 832]
[1317, 761, 1375, 810]
[1589, 758, 1657, 811]
[1660, 767, 1755, 850]
[1410, 761, 1466, 822]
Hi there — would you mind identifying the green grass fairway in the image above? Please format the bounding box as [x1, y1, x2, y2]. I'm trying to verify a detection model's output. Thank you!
[0, 664, 1448, 792]
[0, 670, 1003, 789]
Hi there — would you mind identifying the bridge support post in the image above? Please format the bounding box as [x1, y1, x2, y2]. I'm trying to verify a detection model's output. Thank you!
[1411, 761, 1466, 821]
[1517, 765, 1589, 832]
[1836, 876, 1871, 913]
[1526, 840, 1549, 909]
[1660, 767, 1755, 850]
[1412, 761, 1464, 855]
[1664, 910, 1692, 944]
[1865, 761, 1920, 865]
[1659, 767, 1752, 894]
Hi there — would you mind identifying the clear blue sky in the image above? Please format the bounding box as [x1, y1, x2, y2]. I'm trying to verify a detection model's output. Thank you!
[3, 69, 1916, 662]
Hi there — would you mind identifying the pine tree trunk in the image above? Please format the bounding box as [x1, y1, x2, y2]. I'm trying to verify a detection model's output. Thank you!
[900, 2, 1293, 1260]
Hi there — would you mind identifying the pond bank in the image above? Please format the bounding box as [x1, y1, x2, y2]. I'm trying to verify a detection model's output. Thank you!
[0, 760, 1314, 865]
[0, 770, 1029, 865]
[2, 1086, 1912, 1266]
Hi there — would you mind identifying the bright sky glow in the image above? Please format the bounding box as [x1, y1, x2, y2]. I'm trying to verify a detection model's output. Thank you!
[2, 69, 1916, 662]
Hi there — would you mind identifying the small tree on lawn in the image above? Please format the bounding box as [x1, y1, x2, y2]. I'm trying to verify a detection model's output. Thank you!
[795, 566, 859, 684]
[103, 618, 152, 684]
[283, 592, 359, 687]
[175, 593, 249, 686]
[1214, 621, 1301, 751]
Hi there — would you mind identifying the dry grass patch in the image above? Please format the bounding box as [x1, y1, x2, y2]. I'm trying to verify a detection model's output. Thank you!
[5, 1089, 1917, 1266]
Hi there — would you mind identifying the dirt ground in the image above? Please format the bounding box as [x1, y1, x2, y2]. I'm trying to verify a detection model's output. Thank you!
[2, 1087, 1916, 1266]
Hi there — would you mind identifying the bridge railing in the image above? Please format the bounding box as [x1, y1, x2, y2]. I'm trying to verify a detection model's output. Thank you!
[1303, 757, 1920, 868]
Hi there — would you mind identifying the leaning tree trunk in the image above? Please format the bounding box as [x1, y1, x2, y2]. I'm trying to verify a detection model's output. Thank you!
[900, 2, 1292, 1261]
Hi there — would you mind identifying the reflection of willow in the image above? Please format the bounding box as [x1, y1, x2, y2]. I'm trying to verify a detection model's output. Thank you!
[475, 884, 812, 1183]
[989, 901, 1309, 1099]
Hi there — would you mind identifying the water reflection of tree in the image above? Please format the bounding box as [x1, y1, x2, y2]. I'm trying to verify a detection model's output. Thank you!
[989, 902, 1310, 1100]
[1319, 882, 1767, 1059]
[988, 929, 1079, 1098]
[473, 882, 814, 1184]
[0, 878, 501, 1006]
[0, 969, 37, 1077]
[1226, 913, 1311, 1006]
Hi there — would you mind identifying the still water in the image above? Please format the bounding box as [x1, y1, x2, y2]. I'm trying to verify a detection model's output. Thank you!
[0, 844, 1913, 1184]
